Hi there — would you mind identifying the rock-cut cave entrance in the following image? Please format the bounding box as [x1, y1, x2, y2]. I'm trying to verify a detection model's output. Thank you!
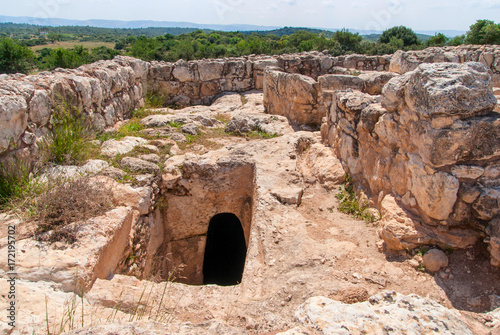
[203, 213, 247, 286]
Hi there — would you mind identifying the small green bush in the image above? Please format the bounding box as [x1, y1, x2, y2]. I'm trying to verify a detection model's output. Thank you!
[247, 130, 280, 139]
[335, 175, 376, 223]
[43, 101, 93, 165]
[97, 119, 145, 142]
[0, 159, 41, 208]
[145, 91, 167, 108]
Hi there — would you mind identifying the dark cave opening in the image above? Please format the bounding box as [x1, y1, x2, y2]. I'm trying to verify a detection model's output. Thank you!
[203, 213, 247, 286]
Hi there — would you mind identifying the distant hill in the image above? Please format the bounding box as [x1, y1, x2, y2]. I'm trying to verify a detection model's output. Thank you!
[242, 27, 335, 37]
[0, 15, 466, 37]
[0, 15, 280, 32]
[0, 22, 211, 38]
[362, 33, 433, 42]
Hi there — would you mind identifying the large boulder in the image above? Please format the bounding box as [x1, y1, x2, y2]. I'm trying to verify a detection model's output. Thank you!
[295, 291, 473, 334]
[383, 62, 497, 118]
[0, 94, 28, 153]
[101, 136, 148, 157]
[263, 69, 320, 126]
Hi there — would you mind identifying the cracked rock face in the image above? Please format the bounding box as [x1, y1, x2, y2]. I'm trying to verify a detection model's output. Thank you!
[295, 291, 473, 335]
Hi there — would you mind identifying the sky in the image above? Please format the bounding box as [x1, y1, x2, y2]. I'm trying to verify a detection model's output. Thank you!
[2, 0, 500, 32]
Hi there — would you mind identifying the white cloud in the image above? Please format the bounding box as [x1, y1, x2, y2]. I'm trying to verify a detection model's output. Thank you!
[321, 0, 336, 7]
[280, 0, 297, 5]
[305, 9, 319, 14]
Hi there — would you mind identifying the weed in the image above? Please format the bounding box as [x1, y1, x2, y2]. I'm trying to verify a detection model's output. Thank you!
[36, 175, 113, 242]
[132, 108, 166, 119]
[443, 245, 455, 253]
[349, 70, 362, 76]
[240, 94, 248, 106]
[0, 159, 34, 208]
[145, 90, 167, 108]
[214, 113, 231, 124]
[168, 121, 183, 130]
[247, 130, 280, 139]
[42, 100, 93, 165]
[416, 246, 429, 257]
[335, 175, 376, 223]
[97, 120, 145, 142]
[45, 270, 85, 335]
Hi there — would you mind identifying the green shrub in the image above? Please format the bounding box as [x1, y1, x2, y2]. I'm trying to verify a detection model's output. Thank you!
[335, 175, 376, 223]
[97, 119, 145, 142]
[0, 37, 35, 74]
[42, 101, 93, 165]
[378, 26, 420, 47]
[145, 91, 167, 108]
[0, 159, 40, 208]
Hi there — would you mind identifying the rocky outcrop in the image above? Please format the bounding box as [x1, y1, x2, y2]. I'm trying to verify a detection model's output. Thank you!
[322, 61, 500, 265]
[295, 291, 473, 334]
[263, 70, 397, 127]
[263, 70, 320, 126]
[389, 45, 500, 87]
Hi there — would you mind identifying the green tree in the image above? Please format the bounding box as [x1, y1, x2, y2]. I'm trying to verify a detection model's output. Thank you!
[0, 38, 34, 74]
[448, 34, 465, 46]
[332, 28, 362, 53]
[483, 23, 500, 44]
[465, 20, 500, 44]
[378, 26, 420, 47]
[426, 33, 448, 47]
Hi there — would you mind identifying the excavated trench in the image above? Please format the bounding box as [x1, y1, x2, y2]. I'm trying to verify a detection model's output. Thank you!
[122, 161, 256, 286]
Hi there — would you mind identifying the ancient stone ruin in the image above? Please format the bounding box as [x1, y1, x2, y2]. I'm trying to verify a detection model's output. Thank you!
[0, 45, 500, 334]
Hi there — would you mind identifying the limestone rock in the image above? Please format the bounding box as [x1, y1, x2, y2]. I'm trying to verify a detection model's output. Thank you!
[389, 49, 420, 74]
[101, 136, 148, 157]
[63, 320, 248, 335]
[422, 249, 449, 272]
[0, 94, 28, 153]
[225, 113, 290, 136]
[264, 69, 320, 126]
[99, 166, 126, 180]
[409, 155, 459, 221]
[181, 123, 198, 135]
[295, 291, 473, 334]
[0, 207, 135, 292]
[138, 153, 161, 164]
[271, 187, 304, 206]
[318, 74, 364, 92]
[358, 71, 398, 95]
[38, 160, 109, 181]
[29, 89, 52, 126]
[298, 143, 345, 189]
[487, 217, 500, 267]
[170, 132, 187, 142]
[121, 156, 161, 175]
[451, 165, 485, 180]
[395, 62, 496, 118]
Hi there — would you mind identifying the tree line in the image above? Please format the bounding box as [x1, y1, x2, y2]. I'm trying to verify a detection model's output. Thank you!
[1, 20, 499, 75]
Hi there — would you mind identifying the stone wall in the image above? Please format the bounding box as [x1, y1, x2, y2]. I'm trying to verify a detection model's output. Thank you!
[263, 68, 398, 126]
[0, 56, 149, 161]
[0, 51, 391, 161]
[1, 45, 500, 162]
[321, 62, 500, 266]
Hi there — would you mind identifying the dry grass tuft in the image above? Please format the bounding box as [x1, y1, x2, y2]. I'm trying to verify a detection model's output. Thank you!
[36, 175, 113, 242]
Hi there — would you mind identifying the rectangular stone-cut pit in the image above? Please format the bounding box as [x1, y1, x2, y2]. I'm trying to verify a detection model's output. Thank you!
[154, 162, 255, 285]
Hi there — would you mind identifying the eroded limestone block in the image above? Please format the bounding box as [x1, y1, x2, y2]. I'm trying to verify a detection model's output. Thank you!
[295, 291, 473, 334]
